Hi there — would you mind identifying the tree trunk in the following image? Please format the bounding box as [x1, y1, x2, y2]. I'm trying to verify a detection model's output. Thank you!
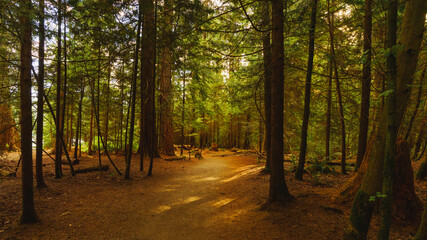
[19, 0, 39, 223]
[412, 112, 426, 161]
[159, 0, 176, 156]
[392, 139, 422, 221]
[327, 0, 346, 174]
[295, 0, 318, 180]
[180, 58, 186, 156]
[378, 0, 398, 236]
[343, 0, 426, 238]
[355, 0, 372, 171]
[105, 58, 111, 149]
[88, 103, 94, 155]
[413, 199, 427, 240]
[74, 80, 84, 159]
[125, 0, 142, 179]
[36, 0, 47, 189]
[55, 0, 63, 179]
[142, 0, 157, 176]
[267, 0, 293, 205]
[325, 56, 332, 162]
[261, 0, 271, 170]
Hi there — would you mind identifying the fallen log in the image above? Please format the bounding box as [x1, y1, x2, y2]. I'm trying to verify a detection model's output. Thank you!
[74, 165, 109, 174]
[61, 159, 80, 165]
[164, 156, 187, 161]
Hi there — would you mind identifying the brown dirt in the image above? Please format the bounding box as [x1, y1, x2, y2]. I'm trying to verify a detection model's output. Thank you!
[0, 150, 426, 239]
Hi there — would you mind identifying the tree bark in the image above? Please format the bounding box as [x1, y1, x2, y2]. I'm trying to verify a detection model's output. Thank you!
[413, 199, 427, 240]
[159, 0, 176, 156]
[261, 0, 272, 170]
[343, 0, 426, 238]
[36, 0, 47, 189]
[267, 0, 293, 205]
[295, 0, 318, 180]
[73, 79, 84, 159]
[378, 0, 398, 236]
[355, 0, 372, 171]
[404, 66, 425, 141]
[327, 0, 346, 174]
[19, 0, 39, 223]
[55, 0, 63, 178]
[142, 0, 157, 176]
[125, 0, 142, 179]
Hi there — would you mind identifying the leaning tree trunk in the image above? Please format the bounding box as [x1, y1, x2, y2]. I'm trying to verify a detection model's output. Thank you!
[295, 0, 318, 180]
[267, 0, 293, 205]
[342, 0, 426, 238]
[19, 0, 39, 223]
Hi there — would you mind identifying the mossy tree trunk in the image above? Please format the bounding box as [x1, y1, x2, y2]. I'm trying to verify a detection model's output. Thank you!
[343, 0, 426, 238]
[413, 199, 427, 240]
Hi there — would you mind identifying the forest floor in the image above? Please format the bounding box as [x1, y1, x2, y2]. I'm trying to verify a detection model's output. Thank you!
[0, 149, 426, 240]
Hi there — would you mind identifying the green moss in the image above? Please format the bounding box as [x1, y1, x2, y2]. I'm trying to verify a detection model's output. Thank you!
[342, 190, 374, 240]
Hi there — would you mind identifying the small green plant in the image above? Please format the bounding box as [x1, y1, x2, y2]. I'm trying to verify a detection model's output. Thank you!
[312, 172, 322, 184]
[369, 192, 387, 202]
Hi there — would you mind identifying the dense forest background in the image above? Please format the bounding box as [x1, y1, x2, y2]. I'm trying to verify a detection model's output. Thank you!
[0, 0, 426, 239]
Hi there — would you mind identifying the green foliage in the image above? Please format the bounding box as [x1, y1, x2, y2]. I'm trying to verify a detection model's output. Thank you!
[369, 192, 388, 202]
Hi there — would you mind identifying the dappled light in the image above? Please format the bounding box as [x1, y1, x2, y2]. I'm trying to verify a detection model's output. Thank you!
[1, 0, 426, 239]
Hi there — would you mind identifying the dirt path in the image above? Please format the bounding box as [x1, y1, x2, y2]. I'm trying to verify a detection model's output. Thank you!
[1, 151, 422, 239]
[114, 154, 263, 240]
[2, 153, 266, 240]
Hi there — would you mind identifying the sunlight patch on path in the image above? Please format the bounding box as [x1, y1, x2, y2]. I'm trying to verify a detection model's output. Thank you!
[211, 197, 237, 208]
[221, 166, 263, 183]
[154, 196, 203, 213]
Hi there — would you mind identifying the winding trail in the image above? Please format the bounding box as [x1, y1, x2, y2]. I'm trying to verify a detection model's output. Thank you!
[124, 154, 263, 240]
[10, 153, 264, 240]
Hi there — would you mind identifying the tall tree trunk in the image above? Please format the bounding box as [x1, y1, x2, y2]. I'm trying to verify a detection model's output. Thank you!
[327, 0, 346, 174]
[67, 93, 73, 151]
[267, 0, 293, 205]
[19, 0, 39, 223]
[96, 46, 101, 166]
[180, 57, 186, 156]
[62, 14, 68, 151]
[125, 0, 142, 179]
[55, 0, 63, 178]
[405, 66, 425, 141]
[343, 0, 426, 238]
[355, 0, 372, 171]
[105, 58, 111, 149]
[326, 56, 332, 162]
[377, 0, 398, 236]
[142, 0, 157, 176]
[159, 0, 176, 156]
[36, 0, 47, 189]
[295, 0, 318, 180]
[88, 104, 94, 155]
[261, 0, 272, 170]
[74, 79, 84, 159]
